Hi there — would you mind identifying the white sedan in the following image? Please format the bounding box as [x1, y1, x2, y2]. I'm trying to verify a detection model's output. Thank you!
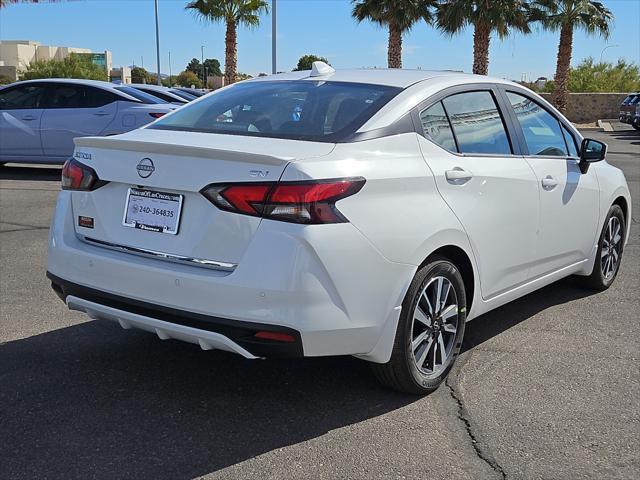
[46, 63, 631, 394]
[0, 79, 177, 165]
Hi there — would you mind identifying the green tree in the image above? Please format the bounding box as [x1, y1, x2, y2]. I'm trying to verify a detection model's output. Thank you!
[176, 70, 203, 88]
[534, 0, 613, 113]
[293, 54, 330, 71]
[203, 58, 222, 77]
[20, 55, 107, 81]
[131, 66, 150, 84]
[186, 58, 222, 84]
[352, 0, 437, 68]
[436, 0, 532, 76]
[186, 0, 269, 85]
[185, 58, 202, 75]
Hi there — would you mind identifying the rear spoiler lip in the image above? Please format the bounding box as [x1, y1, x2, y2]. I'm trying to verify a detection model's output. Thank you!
[74, 136, 295, 167]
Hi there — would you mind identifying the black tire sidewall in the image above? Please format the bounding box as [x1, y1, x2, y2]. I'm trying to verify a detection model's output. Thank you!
[593, 205, 625, 288]
[400, 258, 467, 392]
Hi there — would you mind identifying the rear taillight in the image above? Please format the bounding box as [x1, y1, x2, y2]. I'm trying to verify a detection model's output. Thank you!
[61, 158, 104, 191]
[201, 178, 365, 224]
[148, 112, 166, 118]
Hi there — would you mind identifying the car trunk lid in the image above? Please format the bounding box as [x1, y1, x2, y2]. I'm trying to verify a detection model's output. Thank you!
[70, 129, 335, 267]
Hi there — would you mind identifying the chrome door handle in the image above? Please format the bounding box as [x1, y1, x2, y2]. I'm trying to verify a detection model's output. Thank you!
[21, 115, 36, 121]
[445, 168, 473, 184]
[541, 176, 558, 189]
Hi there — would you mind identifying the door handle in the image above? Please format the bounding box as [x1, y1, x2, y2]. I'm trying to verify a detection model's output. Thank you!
[541, 176, 558, 189]
[445, 168, 473, 184]
[21, 115, 36, 121]
[93, 111, 110, 116]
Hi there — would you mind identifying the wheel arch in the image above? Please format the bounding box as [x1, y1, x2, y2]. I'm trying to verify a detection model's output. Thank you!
[612, 195, 629, 229]
[420, 245, 476, 317]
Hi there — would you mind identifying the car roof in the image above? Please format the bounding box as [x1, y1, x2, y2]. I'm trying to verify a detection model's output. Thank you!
[130, 83, 170, 90]
[247, 68, 513, 89]
[6, 78, 120, 89]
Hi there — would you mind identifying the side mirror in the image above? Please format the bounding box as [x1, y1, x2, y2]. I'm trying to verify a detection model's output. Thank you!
[579, 138, 607, 173]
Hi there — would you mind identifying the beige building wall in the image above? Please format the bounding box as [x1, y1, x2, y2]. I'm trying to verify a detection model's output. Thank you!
[0, 40, 102, 79]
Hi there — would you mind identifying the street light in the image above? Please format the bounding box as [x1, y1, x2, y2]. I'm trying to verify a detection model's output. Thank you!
[201, 45, 205, 87]
[600, 44, 619, 63]
[154, 0, 161, 86]
[271, 0, 277, 74]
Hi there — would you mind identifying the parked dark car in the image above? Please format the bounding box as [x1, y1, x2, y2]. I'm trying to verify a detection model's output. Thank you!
[618, 93, 639, 126]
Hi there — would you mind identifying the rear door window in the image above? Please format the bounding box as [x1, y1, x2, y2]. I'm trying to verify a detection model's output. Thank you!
[45, 84, 87, 109]
[441, 91, 512, 155]
[84, 86, 119, 108]
[506, 92, 568, 157]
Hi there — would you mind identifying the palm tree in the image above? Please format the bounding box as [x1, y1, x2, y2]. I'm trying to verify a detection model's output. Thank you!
[533, 0, 613, 114]
[352, 0, 437, 69]
[436, 0, 531, 76]
[186, 0, 269, 85]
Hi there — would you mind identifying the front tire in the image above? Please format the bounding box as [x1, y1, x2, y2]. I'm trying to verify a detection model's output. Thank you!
[372, 256, 467, 395]
[582, 204, 625, 291]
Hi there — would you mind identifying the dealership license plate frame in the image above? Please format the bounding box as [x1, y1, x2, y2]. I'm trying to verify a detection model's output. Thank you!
[122, 187, 184, 235]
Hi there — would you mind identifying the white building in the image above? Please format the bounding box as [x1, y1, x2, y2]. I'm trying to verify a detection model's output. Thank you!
[0, 40, 112, 81]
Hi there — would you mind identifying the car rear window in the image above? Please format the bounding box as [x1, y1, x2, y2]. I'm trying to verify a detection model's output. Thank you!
[148, 80, 401, 142]
[115, 86, 168, 104]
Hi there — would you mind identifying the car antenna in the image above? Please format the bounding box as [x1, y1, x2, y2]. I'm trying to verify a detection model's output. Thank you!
[310, 61, 335, 78]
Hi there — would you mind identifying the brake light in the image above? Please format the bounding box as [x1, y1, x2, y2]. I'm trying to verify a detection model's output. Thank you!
[201, 178, 365, 224]
[61, 158, 104, 191]
[148, 112, 166, 118]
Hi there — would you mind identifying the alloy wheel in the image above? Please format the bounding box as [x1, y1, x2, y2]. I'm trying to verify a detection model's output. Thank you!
[410, 276, 459, 376]
[601, 216, 622, 280]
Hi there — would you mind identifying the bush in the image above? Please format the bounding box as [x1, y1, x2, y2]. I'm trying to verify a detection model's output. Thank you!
[544, 58, 640, 93]
[176, 70, 203, 89]
[20, 55, 108, 81]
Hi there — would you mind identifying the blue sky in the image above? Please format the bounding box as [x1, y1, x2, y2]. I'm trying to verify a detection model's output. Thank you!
[1, 0, 638, 81]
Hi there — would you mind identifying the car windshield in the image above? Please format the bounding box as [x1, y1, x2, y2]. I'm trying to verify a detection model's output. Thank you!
[115, 86, 168, 104]
[149, 80, 401, 142]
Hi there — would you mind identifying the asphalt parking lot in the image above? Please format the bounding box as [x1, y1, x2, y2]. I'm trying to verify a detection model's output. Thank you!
[1, 125, 638, 480]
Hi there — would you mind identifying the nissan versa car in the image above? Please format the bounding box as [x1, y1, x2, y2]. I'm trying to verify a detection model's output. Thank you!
[0, 79, 177, 165]
[47, 64, 631, 394]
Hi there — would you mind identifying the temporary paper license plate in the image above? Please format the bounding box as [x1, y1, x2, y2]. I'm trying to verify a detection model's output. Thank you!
[123, 188, 183, 235]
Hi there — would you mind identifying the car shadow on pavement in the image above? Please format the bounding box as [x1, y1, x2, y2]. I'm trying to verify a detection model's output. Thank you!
[0, 321, 416, 479]
[1, 277, 599, 479]
[462, 277, 596, 353]
[0, 164, 62, 182]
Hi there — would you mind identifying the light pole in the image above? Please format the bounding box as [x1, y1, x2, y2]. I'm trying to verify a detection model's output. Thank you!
[168, 51, 172, 86]
[201, 45, 205, 87]
[154, 0, 161, 85]
[271, 0, 277, 74]
[600, 44, 619, 63]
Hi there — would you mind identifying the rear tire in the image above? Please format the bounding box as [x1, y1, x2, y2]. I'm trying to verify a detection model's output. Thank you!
[581, 204, 625, 291]
[371, 255, 467, 395]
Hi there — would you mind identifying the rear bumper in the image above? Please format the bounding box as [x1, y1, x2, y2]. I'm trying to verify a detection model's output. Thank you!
[48, 272, 303, 358]
[47, 191, 414, 362]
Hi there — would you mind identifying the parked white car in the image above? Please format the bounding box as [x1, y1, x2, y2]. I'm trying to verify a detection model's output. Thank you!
[0, 79, 177, 165]
[47, 64, 631, 394]
[129, 83, 196, 104]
